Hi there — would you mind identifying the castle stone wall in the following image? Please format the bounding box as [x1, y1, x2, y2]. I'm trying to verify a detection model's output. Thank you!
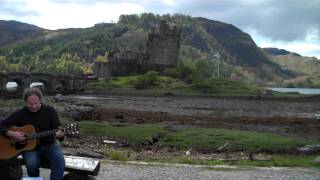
[147, 20, 180, 67]
[94, 20, 181, 78]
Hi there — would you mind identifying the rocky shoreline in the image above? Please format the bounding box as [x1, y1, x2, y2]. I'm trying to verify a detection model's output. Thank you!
[50, 94, 320, 160]
[57, 94, 320, 138]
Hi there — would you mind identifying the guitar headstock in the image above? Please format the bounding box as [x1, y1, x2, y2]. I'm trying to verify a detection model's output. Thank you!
[63, 122, 79, 138]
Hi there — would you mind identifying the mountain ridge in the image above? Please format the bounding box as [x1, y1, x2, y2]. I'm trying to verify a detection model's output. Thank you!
[0, 20, 43, 47]
[263, 47, 301, 57]
[0, 13, 317, 87]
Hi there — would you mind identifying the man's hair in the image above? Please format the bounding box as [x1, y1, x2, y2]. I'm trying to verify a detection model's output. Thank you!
[23, 87, 43, 102]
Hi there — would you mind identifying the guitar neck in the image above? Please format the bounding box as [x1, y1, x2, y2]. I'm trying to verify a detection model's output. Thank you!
[28, 129, 58, 139]
[25, 123, 78, 140]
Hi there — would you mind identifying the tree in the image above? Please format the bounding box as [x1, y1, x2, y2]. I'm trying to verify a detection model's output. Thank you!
[194, 59, 213, 81]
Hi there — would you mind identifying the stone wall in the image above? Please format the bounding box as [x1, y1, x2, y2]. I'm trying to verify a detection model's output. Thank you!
[94, 20, 181, 78]
[0, 72, 87, 96]
[147, 20, 181, 67]
[93, 61, 111, 77]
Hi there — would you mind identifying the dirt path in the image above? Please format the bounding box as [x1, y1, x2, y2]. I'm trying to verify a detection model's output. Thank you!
[34, 162, 320, 180]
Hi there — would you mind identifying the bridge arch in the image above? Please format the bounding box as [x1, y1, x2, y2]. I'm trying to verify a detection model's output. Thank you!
[7, 73, 31, 95]
[0, 72, 88, 96]
[56, 75, 73, 94]
[30, 73, 56, 94]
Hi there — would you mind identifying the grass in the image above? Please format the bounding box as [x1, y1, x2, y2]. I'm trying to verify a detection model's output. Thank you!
[271, 155, 320, 168]
[132, 152, 320, 168]
[104, 150, 129, 161]
[84, 75, 264, 96]
[85, 75, 187, 90]
[78, 121, 318, 152]
[62, 120, 320, 168]
[159, 127, 317, 151]
[270, 91, 309, 98]
[84, 74, 316, 98]
[78, 121, 167, 144]
[1, 96, 315, 167]
[231, 155, 320, 168]
[100, 148, 320, 168]
[83, 77, 134, 90]
[145, 156, 225, 166]
[0, 98, 24, 117]
[0, 98, 24, 107]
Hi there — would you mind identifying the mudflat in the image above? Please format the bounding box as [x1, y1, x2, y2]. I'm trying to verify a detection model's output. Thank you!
[65, 94, 320, 139]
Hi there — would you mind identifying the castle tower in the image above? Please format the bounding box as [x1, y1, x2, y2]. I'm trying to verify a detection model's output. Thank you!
[147, 20, 181, 67]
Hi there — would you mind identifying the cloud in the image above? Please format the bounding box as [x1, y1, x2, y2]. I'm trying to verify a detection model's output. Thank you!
[1, 0, 319, 41]
[0, 0, 39, 18]
[166, 0, 320, 42]
[150, 0, 320, 58]
[20, 0, 145, 29]
[253, 29, 320, 58]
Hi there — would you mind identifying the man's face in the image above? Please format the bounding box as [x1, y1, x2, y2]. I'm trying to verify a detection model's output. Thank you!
[26, 95, 42, 112]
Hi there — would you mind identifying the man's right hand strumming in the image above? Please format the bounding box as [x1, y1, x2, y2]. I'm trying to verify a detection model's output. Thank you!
[6, 130, 27, 142]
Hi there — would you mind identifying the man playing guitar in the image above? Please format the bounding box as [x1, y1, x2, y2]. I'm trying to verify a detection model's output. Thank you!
[0, 87, 65, 180]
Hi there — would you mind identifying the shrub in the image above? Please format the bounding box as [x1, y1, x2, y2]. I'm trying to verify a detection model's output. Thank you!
[163, 67, 179, 78]
[133, 71, 159, 89]
[191, 81, 216, 93]
[177, 64, 194, 81]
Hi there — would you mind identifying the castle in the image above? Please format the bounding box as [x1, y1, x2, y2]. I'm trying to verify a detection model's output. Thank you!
[93, 20, 181, 77]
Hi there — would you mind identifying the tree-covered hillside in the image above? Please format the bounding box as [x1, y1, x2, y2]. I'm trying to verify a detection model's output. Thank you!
[0, 13, 302, 86]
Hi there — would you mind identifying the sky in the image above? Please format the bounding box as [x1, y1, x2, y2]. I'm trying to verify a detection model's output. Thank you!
[1, 0, 320, 58]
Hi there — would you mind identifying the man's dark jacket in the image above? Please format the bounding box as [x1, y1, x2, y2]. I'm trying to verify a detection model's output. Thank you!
[0, 104, 61, 146]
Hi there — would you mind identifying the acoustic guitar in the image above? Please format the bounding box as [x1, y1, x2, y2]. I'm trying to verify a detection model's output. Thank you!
[0, 123, 78, 159]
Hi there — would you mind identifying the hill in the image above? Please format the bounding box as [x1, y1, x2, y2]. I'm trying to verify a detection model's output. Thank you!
[263, 48, 320, 87]
[263, 47, 301, 57]
[0, 13, 304, 86]
[0, 20, 43, 47]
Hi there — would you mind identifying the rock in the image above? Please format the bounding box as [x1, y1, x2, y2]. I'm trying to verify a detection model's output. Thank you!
[314, 156, 320, 164]
[249, 153, 272, 161]
[103, 140, 117, 144]
[64, 104, 97, 121]
[297, 144, 320, 154]
[152, 136, 159, 143]
[217, 142, 229, 151]
[76, 151, 105, 159]
[52, 94, 63, 102]
[248, 94, 262, 100]
[163, 92, 174, 96]
[185, 150, 191, 156]
[263, 89, 274, 96]
[141, 139, 153, 146]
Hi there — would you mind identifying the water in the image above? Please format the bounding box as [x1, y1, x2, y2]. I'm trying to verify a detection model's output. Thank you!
[6, 82, 43, 88]
[268, 87, 320, 95]
[6, 82, 44, 92]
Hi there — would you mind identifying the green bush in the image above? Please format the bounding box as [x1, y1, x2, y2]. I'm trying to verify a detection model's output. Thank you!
[133, 71, 159, 89]
[177, 64, 194, 81]
[84, 78, 120, 90]
[191, 81, 216, 93]
[163, 67, 179, 78]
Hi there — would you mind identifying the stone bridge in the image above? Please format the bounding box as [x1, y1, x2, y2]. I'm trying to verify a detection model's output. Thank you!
[0, 72, 89, 96]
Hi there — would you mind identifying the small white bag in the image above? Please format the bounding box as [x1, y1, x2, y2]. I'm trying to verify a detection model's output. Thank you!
[21, 177, 44, 180]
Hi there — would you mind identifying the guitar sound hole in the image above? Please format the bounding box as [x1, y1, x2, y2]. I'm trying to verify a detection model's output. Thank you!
[14, 141, 27, 149]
